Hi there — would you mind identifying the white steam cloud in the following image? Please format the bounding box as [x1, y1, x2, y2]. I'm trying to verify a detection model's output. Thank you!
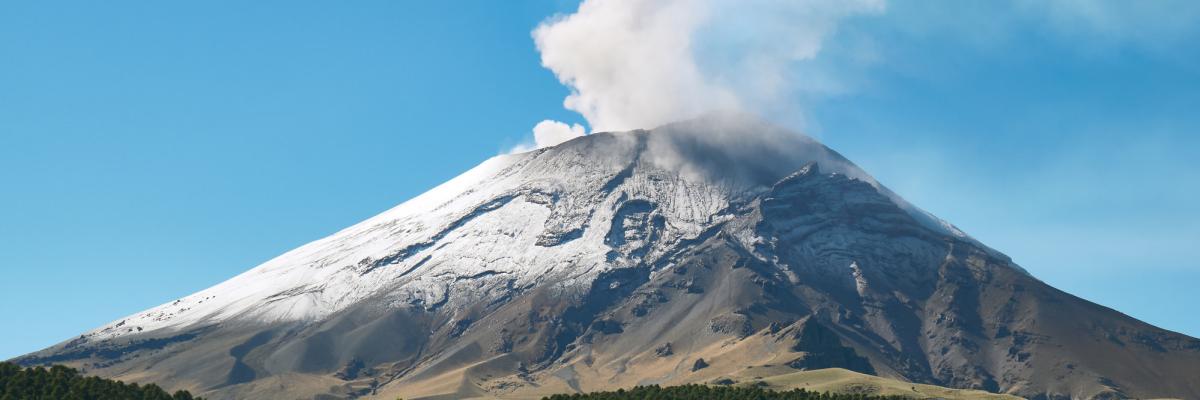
[513, 0, 1198, 152]
[508, 120, 588, 153]
[533, 120, 587, 148]
[518, 0, 885, 150]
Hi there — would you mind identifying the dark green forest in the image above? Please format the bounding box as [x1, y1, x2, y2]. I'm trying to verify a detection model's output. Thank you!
[0, 362, 200, 400]
[541, 384, 912, 400]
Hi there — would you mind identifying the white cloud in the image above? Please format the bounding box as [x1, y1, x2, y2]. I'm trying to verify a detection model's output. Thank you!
[533, 120, 587, 148]
[514, 0, 1200, 154]
[505, 120, 587, 154]
[528, 0, 885, 138]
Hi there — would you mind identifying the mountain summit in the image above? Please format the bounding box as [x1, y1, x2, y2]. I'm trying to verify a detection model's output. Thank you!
[17, 116, 1200, 399]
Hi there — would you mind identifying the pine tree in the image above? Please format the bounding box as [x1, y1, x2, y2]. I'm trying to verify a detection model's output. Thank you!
[0, 362, 202, 400]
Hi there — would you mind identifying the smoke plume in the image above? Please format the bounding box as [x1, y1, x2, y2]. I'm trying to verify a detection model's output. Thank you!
[519, 0, 885, 149]
[517, 0, 1196, 151]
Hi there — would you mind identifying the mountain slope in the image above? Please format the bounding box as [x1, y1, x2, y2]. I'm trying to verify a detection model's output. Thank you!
[16, 115, 1200, 400]
[531, 368, 1023, 400]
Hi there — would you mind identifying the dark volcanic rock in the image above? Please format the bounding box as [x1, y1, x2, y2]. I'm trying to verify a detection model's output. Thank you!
[785, 321, 875, 375]
[654, 343, 673, 357]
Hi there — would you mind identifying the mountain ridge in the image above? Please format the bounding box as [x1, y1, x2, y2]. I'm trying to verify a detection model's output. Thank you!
[16, 115, 1200, 399]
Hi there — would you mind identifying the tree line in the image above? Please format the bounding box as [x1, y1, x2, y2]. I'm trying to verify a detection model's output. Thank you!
[541, 384, 912, 400]
[0, 362, 201, 400]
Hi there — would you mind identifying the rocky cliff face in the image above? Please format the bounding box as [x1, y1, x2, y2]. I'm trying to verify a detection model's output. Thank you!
[16, 116, 1200, 399]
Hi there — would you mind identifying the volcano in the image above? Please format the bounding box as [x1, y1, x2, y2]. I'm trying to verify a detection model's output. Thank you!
[16, 115, 1200, 399]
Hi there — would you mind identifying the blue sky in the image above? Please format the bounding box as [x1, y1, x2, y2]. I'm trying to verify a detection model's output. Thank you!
[1, 1, 1197, 360]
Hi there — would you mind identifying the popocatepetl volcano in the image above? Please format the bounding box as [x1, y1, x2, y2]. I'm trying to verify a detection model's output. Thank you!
[17, 115, 1200, 399]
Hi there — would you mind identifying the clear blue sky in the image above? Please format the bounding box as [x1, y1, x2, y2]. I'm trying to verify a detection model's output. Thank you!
[2, 1, 1197, 360]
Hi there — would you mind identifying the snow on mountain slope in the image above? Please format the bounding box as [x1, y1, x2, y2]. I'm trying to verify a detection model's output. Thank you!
[88, 114, 958, 341]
